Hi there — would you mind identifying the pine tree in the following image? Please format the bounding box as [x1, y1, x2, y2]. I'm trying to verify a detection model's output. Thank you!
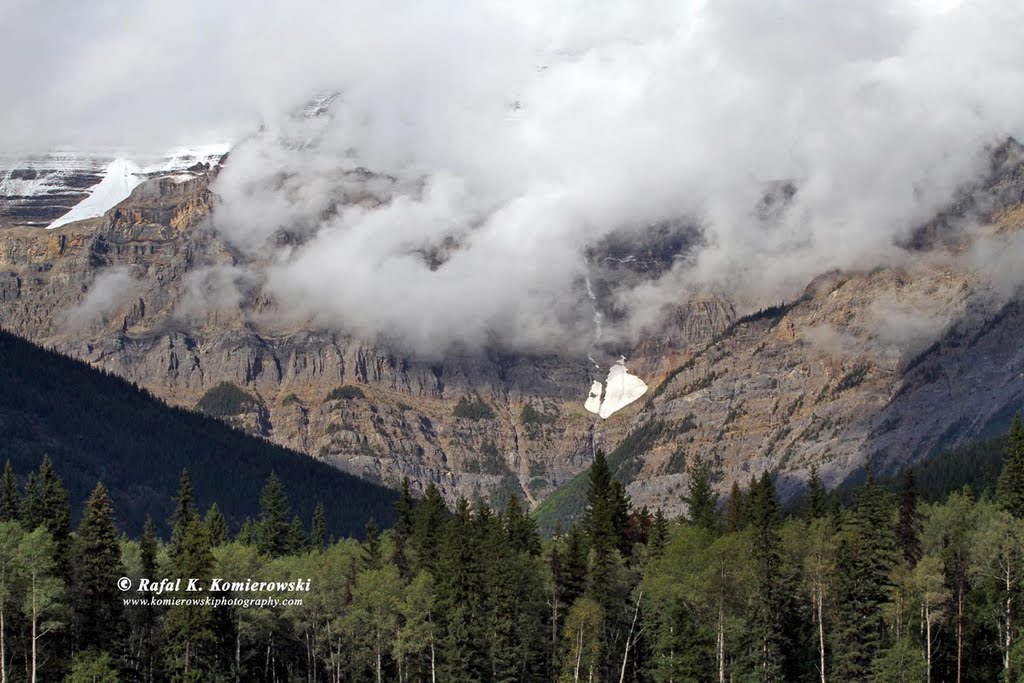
[204, 503, 229, 547]
[164, 515, 216, 680]
[169, 469, 197, 550]
[805, 465, 826, 521]
[724, 480, 747, 532]
[257, 472, 291, 557]
[895, 469, 923, 567]
[996, 414, 1024, 518]
[236, 517, 257, 546]
[0, 462, 18, 523]
[413, 482, 447, 572]
[648, 508, 669, 559]
[684, 454, 719, 532]
[743, 472, 792, 681]
[138, 517, 160, 682]
[503, 494, 541, 556]
[20, 472, 42, 530]
[287, 515, 309, 554]
[310, 502, 327, 550]
[833, 469, 896, 682]
[72, 482, 126, 654]
[363, 519, 383, 569]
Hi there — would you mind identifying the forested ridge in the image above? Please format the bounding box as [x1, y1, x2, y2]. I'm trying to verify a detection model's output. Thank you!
[0, 327, 397, 537]
[1, 414, 1024, 681]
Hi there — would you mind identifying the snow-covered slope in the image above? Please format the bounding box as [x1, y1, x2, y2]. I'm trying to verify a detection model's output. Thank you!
[0, 145, 229, 229]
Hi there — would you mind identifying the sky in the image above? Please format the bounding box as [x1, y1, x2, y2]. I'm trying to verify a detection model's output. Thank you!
[3, 0, 1023, 355]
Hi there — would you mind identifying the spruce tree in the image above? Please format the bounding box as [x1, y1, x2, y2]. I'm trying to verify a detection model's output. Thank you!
[257, 472, 291, 557]
[648, 508, 669, 559]
[504, 494, 542, 556]
[412, 482, 447, 572]
[72, 482, 126, 654]
[996, 414, 1024, 518]
[138, 517, 160, 682]
[895, 469, 923, 567]
[724, 480, 747, 532]
[743, 472, 792, 680]
[204, 503, 229, 547]
[164, 514, 216, 680]
[311, 502, 327, 550]
[363, 519, 383, 569]
[833, 469, 896, 681]
[236, 517, 257, 546]
[169, 469, 197, 551]
[683, 454, 719, 532]
[20, 472, 42, 530]
[0, 462, 18, 523]
[805, 465, 826, 521]
[287, 515, 309, 554]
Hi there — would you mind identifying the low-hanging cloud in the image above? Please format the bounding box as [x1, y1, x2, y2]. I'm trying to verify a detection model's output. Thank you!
[5, 0, 1024, 356]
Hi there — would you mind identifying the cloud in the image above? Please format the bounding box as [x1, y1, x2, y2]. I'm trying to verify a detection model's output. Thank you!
[62, 267, 139, 330]
[6, 0, 1024, 355]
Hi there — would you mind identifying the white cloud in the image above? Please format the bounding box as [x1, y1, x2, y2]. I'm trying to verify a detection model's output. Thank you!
[6, 0, 1024, 354]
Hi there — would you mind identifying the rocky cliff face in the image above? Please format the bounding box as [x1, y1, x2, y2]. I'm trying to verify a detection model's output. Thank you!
[1, 148, 1022, 514]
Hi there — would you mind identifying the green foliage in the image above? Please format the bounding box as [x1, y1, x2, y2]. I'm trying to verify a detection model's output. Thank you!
[257, 472, 292, 558]
[452, 395, 496, 420]
[682, 454, 719, 532]
[326, 384, 366, 401]
[67, 650, 121, 683]
[194, 381, 259, 417]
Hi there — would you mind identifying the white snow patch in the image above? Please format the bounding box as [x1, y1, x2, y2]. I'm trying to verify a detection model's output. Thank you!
[584, 381, 603, 414]
[583, 358, 648, 419]
[47, 158, 143, 229]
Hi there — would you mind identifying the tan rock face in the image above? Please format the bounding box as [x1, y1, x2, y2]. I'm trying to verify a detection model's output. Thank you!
[1, 155, 1023, 514]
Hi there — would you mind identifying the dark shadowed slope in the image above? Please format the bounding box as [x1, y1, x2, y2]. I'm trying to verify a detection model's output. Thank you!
[0, 327, 396, 538]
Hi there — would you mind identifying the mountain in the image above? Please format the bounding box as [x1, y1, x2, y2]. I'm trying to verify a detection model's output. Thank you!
[1, 141, 1022, 523]
[0, 326, 397, 538]
[0, 146, 228, 229]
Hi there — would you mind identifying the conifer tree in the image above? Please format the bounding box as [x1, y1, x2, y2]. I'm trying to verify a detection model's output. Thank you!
[744, 472, 792, 680]
[286, 515, 309, 555]
[684, 454, 720, 533]
[724, 480, 747, 532]
[0, 462, 18, 523]
[164, 511, 215, 680]
[805, 465, 826, 521]
[503, 494, 542, 556]
[363, 519, 383, 570]
[169, 469, 197, 551]
[648, 508, 669, 559]
[257, 472, 291, 557]
[72, 482, 125, 655]
[996, 414, 1024, 518]
[236, 517, 257, 546]
[833, 469, 896, 681]
[20, 472, 42, 531]
[412, 482, 447, 572]
[204, 503, 229, 547]
[310, 502, 327, 551]
[895, 469, 924, 568]
[138, 517, 160, 682]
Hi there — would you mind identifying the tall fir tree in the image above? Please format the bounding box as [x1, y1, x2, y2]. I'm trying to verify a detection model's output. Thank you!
[310, 501, 327, 551]
[72, 482, 126, 655]
[648, 508, 669, 559]
[724, 480, 747, 532]
[996, 413, 1024, 518]
[805, 465, 827, 521]
[0, 462, 18, 523]
[256, 472, 291, 557]
[203, 503, 229, 547]
[138, 516, 161, 683]
[684, 454, 720, 532]
[504, 494, 542, 556]
[413, 482, 447, 572]
[895, 469, 924, 567]
[833, 469, 897, 682]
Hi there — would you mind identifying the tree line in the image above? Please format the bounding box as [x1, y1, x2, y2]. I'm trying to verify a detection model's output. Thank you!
[2, 415, 1024, 681]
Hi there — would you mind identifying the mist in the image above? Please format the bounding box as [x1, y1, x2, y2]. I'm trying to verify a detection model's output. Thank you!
[5, 0, 1024, 355]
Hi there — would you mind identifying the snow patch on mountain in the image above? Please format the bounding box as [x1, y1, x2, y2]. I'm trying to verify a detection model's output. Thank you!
[48, 158, 143, 229]
[584, 358, 648, 419]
